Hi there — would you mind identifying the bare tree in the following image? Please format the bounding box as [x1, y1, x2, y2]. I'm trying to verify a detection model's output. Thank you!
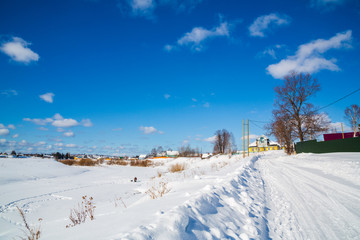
[213, 129, 234, 154]
[273, 72, 329, 142]
[344, 104, 360, 137]
[178, 145, 200, 157]
[266, 109, 295, 154]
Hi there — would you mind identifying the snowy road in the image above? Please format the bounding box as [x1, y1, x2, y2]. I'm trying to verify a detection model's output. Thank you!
[258, 152, 360, 240]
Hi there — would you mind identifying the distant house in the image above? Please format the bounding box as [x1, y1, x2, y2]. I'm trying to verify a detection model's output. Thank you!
[166, 151, 179, 158]
[249, 135, 281, 153]
[139, 154, 147, 160]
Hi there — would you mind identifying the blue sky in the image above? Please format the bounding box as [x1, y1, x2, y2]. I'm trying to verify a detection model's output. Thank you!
[1, 0, 359, 155]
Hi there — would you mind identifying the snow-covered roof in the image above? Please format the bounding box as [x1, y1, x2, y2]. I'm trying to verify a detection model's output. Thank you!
[166, 151, 179, 156]
[249, 141, 257, 147]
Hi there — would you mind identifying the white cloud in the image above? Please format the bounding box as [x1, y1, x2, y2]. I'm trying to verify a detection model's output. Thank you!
[191, 98, 197, 102]
[203, 102, 210, 108]
[24, 113, 92, 129]
[203, 135, 216, 142]
[37, 127, 48, 131]
[139, 126, 161, 134]
[267, 30, 352, 79]
[24, 117, 53, 125]
[12, 134, 19, 138]
[39, 92, 55, 103]
[112, 128, 123, 131]
[52, 119, 79, 128]
[0, 37, 39, 63]
[0, 139, 6, 143]
[0, 128, 10, 136]
[54, 143, 64, 147]
[167, 21, 230, 51]
[1, 89, 18, 96]
[63, 131, 75, 137]
[81, 119, 93, 127]
[7, 124, 16, 130]
[164, 94, 171, 99]
[249, 13, 290, 37]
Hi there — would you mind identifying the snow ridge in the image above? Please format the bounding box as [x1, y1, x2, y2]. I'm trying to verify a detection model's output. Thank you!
[118, 156, 269, 240]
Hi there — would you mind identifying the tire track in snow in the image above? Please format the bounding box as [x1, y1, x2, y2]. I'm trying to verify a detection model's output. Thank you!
[258, 153, 360, 240]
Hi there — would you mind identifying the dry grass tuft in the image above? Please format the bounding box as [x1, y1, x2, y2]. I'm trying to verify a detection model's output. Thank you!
[108, 159, 128, 166]
[146, 181, 171, 199]
[66, 196, 95, 228]
[59, 159, 75, 166]
[78, 158, 96, 166]
[16, 206, 42, 240]
[130, 159, 153, 167]
[169, 163, 186, 173]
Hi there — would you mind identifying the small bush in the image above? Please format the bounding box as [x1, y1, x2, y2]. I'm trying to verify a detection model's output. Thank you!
[17, 206, 42, 240]
[130, 159, 153, 167]
[60, 159, 76, 166]
[108, 159, 128, 166]
[96, 158, 105, 164]
[78, 158, 96, 166]
[169, 163, 186, 173]
[66, 196, 95, 228]
[146, 181, 171, 199]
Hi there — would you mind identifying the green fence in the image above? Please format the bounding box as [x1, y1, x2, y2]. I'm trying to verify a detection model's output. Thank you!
[295, 137, 360, 154]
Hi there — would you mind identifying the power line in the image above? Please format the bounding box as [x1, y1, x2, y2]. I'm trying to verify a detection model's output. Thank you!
[249, 120, 264, 130]
[318, 87, 360, 111]
[249, 119, 269, 124]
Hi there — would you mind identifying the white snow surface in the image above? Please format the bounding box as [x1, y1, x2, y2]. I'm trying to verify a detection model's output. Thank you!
[0, 152, 359, 239]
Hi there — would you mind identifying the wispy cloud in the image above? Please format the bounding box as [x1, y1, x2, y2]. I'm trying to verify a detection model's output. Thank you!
[39, 92, 55, 103]
[203, 135, 216, 142]
[63, 131, 75, 137]
[1, 89, 18, 96]
[118, 0, 202, 18]
[164, 93, 171, 99]
[0, 37, 39, 63]
[267, 30, 352, 79]
[24, 117, 53, 125]
[81, 119, 93, 127]
[249, 13, 290, 37]
[310, 0, 346, 10]
[165, 21, 231, 52]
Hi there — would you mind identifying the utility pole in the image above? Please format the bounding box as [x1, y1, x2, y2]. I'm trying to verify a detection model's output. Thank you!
[341, 123, 344, 139]
[243, 119, 245, 158]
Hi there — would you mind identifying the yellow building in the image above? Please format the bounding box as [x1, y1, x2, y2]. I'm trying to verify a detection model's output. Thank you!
[249, 135, 281, 153]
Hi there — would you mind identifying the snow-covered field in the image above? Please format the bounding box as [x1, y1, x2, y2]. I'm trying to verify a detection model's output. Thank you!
[1, 152, 359, 239]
